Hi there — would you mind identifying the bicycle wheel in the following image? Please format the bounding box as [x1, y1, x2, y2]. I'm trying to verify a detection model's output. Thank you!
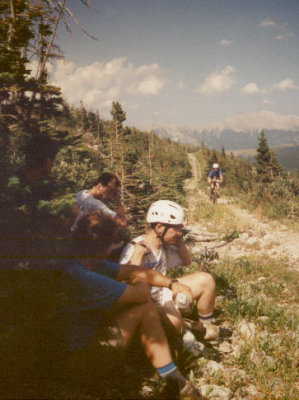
[212, 189, 217, 204]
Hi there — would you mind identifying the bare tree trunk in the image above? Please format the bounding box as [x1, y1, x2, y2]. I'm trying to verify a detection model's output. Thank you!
[110, 131, 113, 168]
[8, 0, 15, 47]
[36, 0, 66, 81]
[115, 122, 118, 143]
[121, 147, 125, 196]
[27, 0, 65, 121]
[148, 135, 153, 185]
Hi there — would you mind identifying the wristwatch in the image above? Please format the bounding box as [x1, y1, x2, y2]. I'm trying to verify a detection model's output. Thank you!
[168, 279, 179, 290]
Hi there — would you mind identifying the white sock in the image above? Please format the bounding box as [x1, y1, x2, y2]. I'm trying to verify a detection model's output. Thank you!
[199, 312, 213, 323]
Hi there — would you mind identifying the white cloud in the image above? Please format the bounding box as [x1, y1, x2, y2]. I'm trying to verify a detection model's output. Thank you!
[275, 31, 294, 40]
[137, 75, 163, 94]
[51, 57, 165, 111]
[276, 24, 295, 40]
[220, 39, 233, 47]
[241, 78, 298, 95]
[260, 18, 276, 27]
[198, 66, 236, 95]
[242, 82, 266, 94]
[273, 78, 297, 91]
[260, 18, 294, 40]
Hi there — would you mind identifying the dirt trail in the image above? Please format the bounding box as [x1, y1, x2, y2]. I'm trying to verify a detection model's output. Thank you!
[186, 153, 299, 271]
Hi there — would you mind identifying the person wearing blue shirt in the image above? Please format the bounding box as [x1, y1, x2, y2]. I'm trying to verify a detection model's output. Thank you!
[65, 210, 201, 399]
[208, 163, 223, 196]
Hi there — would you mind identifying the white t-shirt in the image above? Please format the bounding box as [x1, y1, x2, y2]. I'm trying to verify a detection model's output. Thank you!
[119, 235, 182, 297]
[72, 190, 116, 230]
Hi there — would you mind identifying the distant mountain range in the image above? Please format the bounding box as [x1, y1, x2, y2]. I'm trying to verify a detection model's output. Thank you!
[152, 111, 299, 170]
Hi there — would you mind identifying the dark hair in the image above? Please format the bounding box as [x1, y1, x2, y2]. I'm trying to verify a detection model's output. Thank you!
[94, 172, 120, 187]
[24, 134, 59, 168]
[72, 211, 117, 257]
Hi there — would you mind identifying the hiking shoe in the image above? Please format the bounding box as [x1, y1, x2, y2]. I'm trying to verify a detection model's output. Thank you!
[182, 330, 211, 357]
[202, 322, 220, 341]
[183, 318, 205, 333]
[180, 381, 203, 399]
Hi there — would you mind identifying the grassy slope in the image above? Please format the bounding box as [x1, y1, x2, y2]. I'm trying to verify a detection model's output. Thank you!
[181, 152, 299, 399]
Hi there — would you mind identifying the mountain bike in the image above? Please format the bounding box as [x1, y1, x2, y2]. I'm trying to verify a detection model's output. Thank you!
[210, 181, 219, 205]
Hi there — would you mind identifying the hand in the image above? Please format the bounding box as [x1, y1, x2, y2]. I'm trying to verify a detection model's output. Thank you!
[171, 281, 193, 305]
[175, 237, 185, 247]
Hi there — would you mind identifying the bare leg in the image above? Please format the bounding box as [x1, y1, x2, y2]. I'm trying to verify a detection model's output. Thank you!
[114, 300, 173, 369]
[178, 272, 216, 315]
[155, 305, 186, 338]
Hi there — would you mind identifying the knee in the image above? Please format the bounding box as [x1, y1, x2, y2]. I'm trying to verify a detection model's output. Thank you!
[138, 299, 160, 318]
[196, 272, 216, 293]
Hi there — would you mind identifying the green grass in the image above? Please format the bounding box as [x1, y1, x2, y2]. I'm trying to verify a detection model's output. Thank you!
[170, 251, 298, 399]
[187, 194, 240, 234]
[206, 256, 299, 399]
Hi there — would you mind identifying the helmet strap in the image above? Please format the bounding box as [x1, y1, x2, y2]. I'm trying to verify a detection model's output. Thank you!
[155, 224, 169, 243]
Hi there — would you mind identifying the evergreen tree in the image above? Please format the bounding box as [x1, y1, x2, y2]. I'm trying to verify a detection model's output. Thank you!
[269, 150, 284, 180]
[80, 101, 89, 133]
[110, 101, 126, 142]
[255, 131, 272, 182]
[96, 111, 104, 144]
[221, 145, 226, 158]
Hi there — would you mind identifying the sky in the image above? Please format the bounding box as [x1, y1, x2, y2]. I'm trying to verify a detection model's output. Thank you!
[51, 0, 299, 131]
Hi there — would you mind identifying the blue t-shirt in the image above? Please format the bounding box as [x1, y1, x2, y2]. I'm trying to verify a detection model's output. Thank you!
[209, 169, 222, 179]
[63, 259, 126, 351]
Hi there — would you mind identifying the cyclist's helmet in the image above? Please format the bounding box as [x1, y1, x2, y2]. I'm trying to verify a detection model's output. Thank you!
[213, 163, 219, 168]
[147, 200, 185, 225]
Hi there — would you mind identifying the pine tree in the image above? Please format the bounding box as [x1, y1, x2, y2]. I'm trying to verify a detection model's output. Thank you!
[110, 101, 126, 143]
[80, 101, 89, 133]
[269, 150, 284, 180]
[255, 131, 272, 182]
[221, 145, 226, 158]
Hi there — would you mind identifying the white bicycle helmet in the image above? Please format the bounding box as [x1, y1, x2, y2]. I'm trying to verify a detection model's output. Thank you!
[213, 163, 219, 168]
[147, 200, 185, 225]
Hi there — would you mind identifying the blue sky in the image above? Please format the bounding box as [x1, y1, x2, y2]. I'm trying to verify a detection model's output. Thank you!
[51, 0, 299, 131]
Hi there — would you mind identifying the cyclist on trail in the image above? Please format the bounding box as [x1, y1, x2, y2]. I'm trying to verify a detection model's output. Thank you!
[208, 163, 223, 197]
[119, 200, 221, 356]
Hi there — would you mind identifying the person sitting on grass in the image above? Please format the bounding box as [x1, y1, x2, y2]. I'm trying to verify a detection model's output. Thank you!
[72, 172, 127, 231]
[119, 200, 221, 356]
[12, 133, 59, 208]
[64, 210, 202, 399]
[1, 134, 61, 270]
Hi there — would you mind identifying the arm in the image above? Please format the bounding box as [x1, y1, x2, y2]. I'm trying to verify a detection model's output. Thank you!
[113, 192, 127, 227]
[207, 172, 212, 184]
[115, 281, 150, 304]
[128, 242, 151, 266]
[116, 264, 194, 304]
